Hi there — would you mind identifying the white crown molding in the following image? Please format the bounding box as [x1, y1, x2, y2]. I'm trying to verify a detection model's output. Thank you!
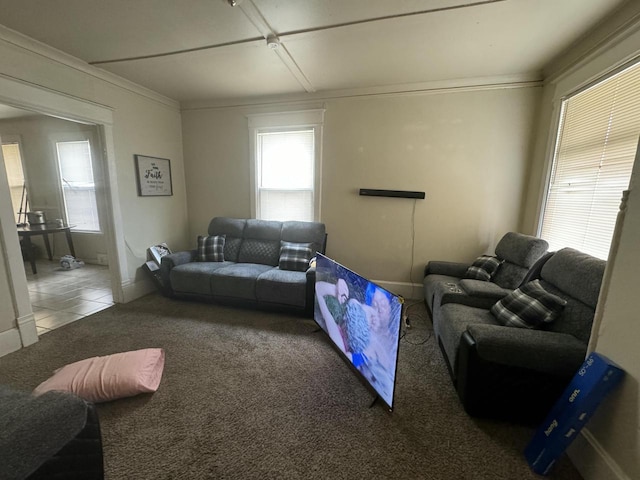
[544, 7, 640, 85]
[0, 24, 180, 110]
[0, 72, 114, 125]
[181, 73, 542, 111]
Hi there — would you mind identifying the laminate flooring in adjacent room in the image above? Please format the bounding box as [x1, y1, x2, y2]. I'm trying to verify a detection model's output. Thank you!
[26, 260, 114, 335]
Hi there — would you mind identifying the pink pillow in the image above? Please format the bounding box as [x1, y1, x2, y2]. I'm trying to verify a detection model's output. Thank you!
[33, 348, 165, 403]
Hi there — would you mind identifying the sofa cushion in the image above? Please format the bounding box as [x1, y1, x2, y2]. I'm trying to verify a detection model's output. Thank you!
[256, 268, 307, 307]
[279, 241, 312, 272]
[540, 247, 606, 309]
[209, 217, 246, 262]
[210, 263, 275, 300]
[281, 220, 326, 256]
[464, 255, 502, 281]
[436, 304, 499, 376]
[238, 239, 281, 266]
[171, 261, 235, 295]
[492, 233, 549, 290]
[490, 280, 567, 329]
[494, 232, 549, 268]
[197, 235, 225, 262]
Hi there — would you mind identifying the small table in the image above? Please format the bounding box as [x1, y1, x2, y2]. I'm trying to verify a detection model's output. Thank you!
[17, 224, 76, 274]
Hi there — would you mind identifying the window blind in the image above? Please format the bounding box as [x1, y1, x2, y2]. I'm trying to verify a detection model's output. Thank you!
[56, 140, 101, 232]
[540, 60, 640, 260]
[257, 129, 315, 221]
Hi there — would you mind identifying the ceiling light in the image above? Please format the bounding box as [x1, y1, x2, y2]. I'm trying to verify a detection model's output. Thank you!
[266, 35, 280, 49]
[227, 0, 242, 6]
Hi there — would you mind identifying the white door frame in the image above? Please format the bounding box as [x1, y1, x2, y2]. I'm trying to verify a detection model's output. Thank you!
[0, 75, 128, 350]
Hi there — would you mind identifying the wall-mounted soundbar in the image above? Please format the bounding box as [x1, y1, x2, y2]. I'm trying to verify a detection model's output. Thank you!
[359, 189, 425, 199]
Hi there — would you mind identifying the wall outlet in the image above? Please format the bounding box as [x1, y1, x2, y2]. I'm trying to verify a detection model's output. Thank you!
[96, 253, 108, 265]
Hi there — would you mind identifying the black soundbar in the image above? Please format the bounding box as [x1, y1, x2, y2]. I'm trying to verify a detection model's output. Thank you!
[359, 189, 425, 199]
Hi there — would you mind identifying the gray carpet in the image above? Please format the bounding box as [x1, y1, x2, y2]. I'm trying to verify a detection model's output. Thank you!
[0, 294, 583, 479]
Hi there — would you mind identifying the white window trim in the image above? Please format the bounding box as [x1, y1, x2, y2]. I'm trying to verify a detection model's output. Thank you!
[247, 109, 325, 221]
[535, 58, 640, 256]
[52, 131, 104, 234]
[1, 134, 29, 224]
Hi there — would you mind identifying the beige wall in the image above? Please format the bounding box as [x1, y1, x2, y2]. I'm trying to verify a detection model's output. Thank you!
[522, 6, 640, 479]
[0, 116, 108, 263]
[182, 87, 540, 296]
[0, 29, 188, 352]
[576, 154, 640, 480]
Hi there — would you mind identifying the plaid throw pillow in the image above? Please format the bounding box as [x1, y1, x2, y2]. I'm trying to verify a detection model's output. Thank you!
[490, 279, 567, 329]
[464, 255, 503, 281]
[197, 235, 226, 262]
[279, 241, 313, 272]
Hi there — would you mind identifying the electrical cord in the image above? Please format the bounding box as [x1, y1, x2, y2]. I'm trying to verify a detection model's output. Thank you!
[409, 198, 417, 298]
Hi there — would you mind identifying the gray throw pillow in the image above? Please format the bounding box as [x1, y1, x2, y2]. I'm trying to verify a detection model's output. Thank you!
[490, 279, 567, 328]
[197, 235, 225, 262]
[279, 241, 313, 272]
[464, 255, 503, 281]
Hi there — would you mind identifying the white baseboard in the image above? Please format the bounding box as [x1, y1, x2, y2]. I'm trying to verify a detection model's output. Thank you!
[567, 428, 631, 480]
[371, 280, 424, 301]
[17, 313, 38, 347]
[121, 278, 156, 303]
[0, 328, 23, 358]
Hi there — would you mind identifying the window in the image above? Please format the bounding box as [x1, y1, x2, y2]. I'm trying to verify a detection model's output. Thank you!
[1, 142, 27, 224]
[539, 60, 640, 260]
[249, 110, 324, 222]
[56, 140, 101, 232]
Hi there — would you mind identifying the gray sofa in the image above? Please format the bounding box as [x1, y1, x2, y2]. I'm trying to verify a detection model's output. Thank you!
[160, 217, 326, 314]
[423, 232, 550, 315]
[428, 247, 606, 423]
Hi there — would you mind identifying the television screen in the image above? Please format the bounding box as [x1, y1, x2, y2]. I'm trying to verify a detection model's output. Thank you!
[313, 253, 403, 410]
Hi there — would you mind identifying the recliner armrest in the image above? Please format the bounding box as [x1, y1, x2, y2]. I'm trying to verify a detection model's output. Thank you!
[424, 261, 469, 278]
[459, 279, 511, 299]
[162, 250, 197, 269]
[465, 324, 586, 376]
[159, 250, 197, 296]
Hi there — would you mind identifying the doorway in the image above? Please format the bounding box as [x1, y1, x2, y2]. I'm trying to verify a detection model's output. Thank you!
[0, 75, 126, 351]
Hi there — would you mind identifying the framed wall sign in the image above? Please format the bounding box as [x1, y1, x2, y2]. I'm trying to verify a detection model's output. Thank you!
[135, 155, 173, 196]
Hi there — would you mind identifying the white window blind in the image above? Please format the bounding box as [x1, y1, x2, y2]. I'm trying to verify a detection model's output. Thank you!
[56, 140, 101, 232]
[2, 143, 26, 224]
[257, 129, 315, 221]
[540, 60, 640, 260]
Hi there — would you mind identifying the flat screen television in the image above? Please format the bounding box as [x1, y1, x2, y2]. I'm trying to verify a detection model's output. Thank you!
[313, 253, 403, 410]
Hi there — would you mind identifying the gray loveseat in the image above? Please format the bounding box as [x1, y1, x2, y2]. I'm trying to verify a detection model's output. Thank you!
[428, 247, 606, 423]
[423, 232, 550, 315]
[160, 217, 326, 314]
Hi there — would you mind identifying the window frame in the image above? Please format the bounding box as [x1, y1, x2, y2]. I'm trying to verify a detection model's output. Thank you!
[536, 58, 640, 259]
[248, 109, 324, 222]
[1, 134, 29, 225]
[53, 132, 104, 234]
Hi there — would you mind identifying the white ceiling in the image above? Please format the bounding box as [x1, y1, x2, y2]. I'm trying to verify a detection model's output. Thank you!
[0, 0, 629, 103]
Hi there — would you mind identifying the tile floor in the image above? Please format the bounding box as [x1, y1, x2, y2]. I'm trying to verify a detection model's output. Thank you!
[26, 260, 114, 336]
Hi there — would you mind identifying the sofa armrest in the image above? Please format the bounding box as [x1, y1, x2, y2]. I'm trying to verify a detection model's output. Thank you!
[159, 250, 196, 296]
[424, 261, 469, 278]
[163, 250, 197, 269]
[456, 327, 583, 423]
[466, 324, 586, 376]
[459, 279, 511, 299]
